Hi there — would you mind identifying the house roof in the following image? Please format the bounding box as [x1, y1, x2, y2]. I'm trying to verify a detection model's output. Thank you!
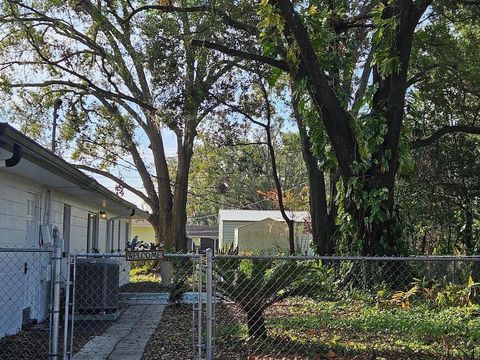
[218, 209, 310, 223]
[0, 123, 148, 219]
[132, 219, 219, 238]
[186, 225, 219, 239]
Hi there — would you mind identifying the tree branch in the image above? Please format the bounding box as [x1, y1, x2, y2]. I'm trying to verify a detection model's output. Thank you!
[124, 5, 208, 23]
[92, 95, 160, 208]
[217, 141, 267, 148]
[353, 47, 373, 106]
[8, 81, 156, 111]
[75, 164, 151, 206]
[412, 125, 480, 148]
[191, 39, 289, 72]
[274, 0, 358, 179]
[124, 5, 258, 34]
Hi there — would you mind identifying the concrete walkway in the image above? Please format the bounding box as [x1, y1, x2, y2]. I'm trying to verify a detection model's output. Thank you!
[73, 303, 165, 360]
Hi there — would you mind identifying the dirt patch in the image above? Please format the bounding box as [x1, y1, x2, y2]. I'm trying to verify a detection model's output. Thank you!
[141, 304, 195, 360]
[141, 303, 250, 360]
[142, 301, 466, 360]
[0, 321, 91, 359]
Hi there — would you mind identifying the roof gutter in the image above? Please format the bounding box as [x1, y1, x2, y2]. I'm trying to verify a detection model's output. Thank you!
[0, 124, 23, 168]
[0, 123, 148, 218]
[0, 143, 22, 167]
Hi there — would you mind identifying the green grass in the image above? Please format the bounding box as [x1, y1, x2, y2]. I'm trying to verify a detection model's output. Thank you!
[130, 273, 158, 283]
[216, 299, 480, 358]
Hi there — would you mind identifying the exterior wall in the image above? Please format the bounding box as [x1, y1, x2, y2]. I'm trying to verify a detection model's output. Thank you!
[0, 171, 133, 339]
[232, 220, 313, 255]
[234, 220, 290, 254]
[0, 173, 42, 248]
[0, 171, 131, 252]
[0, 250, 50, 337]
[221, 221, 253, 249]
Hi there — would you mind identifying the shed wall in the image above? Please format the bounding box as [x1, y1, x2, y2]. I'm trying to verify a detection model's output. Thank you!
[235, 220, 290, 253]
[221, 221, 253, 249]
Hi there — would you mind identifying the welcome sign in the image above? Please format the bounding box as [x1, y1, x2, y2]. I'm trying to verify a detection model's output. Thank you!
[125, 249, 164, 261]
[125, 238, 164, 261]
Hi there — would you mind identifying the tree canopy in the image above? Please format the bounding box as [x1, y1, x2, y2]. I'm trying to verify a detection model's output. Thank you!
[1, 0, 479, 255]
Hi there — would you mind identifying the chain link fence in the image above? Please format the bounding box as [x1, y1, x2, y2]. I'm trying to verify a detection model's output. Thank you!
[64, 252, 203, 359]
[0, 248, 55, 359]
[210, 255, 480, 359]
[2, 250, 480, 359]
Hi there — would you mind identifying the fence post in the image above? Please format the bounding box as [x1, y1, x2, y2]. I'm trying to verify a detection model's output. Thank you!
[361, 258, 366, 290]
[205, 248, 213, 360]
[62, 254, 73, 359]
[49, 236, 62, 359]
[197, 251, 203, 359]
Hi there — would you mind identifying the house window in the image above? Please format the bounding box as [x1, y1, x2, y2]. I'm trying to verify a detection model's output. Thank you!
[63, 204, 71, 252]
[87, 214, 98, 252]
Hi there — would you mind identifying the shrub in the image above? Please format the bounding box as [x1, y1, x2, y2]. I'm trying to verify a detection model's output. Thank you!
[215, 258, 316, 339]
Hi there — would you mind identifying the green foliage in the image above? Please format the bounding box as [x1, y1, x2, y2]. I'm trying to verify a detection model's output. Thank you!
[399, 12, 480, 255]
[169, 280, 190, 304]
[266, 299, 480, 356]
[391, 276, 480, 309]
[187, 130, 308, 222]
[371, 2, 401, 79]
[215, 258, 316, 337]
[130, 261, 158, 276]
[168, 257, 193, 304]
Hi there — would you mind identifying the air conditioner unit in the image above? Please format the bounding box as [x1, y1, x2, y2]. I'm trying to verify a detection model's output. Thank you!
[74, 258, 119, 314]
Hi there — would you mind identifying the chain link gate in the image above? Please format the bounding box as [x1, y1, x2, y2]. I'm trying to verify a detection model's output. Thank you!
[62, 252, 205, 359]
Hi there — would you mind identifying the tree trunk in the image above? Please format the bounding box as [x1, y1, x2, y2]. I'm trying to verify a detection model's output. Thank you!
[297, 123, 329, 255]
[172, 143, 194, 252]
[351, 172, 400, 255]
[246, 307, 267, 339]
[291, 87, 334, 255]
[260, 81, 295, 255]
[287, 219, 295, 254]
[158, 207, 174, 249]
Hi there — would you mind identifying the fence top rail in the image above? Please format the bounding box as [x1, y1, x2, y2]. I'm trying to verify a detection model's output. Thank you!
[73, 252, 200, 259]
[213, 254, 480, 261]
[0, 247, 53, 253]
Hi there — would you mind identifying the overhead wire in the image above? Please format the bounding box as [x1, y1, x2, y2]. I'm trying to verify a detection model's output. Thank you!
[77, 140, 308, 211]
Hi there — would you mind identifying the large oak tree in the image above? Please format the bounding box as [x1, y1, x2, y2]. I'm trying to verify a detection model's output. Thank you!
[0, 0, 238, 251]
[192, 0, 480, 254]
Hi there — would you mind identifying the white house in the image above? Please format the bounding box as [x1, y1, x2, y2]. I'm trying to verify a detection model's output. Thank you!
[218, 209, 312, 254]
[0, 123, 147, 338]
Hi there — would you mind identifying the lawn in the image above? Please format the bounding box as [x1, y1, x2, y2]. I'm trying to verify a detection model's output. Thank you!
[214, 298, 480, 359]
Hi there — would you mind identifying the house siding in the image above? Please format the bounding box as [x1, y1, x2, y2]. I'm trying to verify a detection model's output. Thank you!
[0, 171, 131, 251]
[0, 251, 50, 338]
[0, 170, 133, 339]
[221, 221, 253, 249]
